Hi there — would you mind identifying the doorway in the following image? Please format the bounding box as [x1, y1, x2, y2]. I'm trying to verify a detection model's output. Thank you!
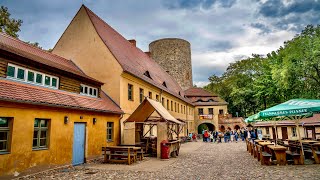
[281, 127, 288, 140]
[72, 123, 86, 165]
[306, 127, 315, 139]
[197, 123, 215, 134]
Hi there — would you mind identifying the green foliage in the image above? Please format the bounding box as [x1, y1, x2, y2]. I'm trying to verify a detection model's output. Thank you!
[204, 24, 320, 117]
[0, 6, 22, 38]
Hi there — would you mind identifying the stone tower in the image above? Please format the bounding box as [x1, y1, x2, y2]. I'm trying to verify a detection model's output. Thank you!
[149, 38, 193, 90]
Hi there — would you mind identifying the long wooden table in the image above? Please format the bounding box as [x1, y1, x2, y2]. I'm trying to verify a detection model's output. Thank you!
[267, 145, 287, 165]
[102, 146, 142, 165]
[301, 140, 319, 144]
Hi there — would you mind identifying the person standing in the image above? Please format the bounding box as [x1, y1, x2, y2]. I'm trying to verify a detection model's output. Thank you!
[230, 130, 235, 142]
[234, 130, 238, 142]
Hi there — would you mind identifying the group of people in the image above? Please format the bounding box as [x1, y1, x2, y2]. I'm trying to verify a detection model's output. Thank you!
[188, 128, 258, 143]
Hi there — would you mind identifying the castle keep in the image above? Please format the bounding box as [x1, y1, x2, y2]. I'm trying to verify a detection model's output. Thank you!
[149, 38, 193, 91]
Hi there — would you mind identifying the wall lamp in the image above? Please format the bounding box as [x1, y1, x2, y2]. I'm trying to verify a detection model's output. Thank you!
[64, 116, 69, 124]
[93, 118, 97, 125]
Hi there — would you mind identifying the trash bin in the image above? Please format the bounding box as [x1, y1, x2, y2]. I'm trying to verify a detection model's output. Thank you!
[161, 140, 170, 159]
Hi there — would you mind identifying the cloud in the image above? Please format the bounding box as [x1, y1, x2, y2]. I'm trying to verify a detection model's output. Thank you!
[2, 0, 319, 86]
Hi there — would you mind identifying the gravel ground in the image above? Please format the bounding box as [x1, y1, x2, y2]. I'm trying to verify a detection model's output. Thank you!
[18, 141, 320, 180]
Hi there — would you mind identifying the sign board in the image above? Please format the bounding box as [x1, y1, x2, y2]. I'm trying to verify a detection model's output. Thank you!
[199, 114, 213, 120]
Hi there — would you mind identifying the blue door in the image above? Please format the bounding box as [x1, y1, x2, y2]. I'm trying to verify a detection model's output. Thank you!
[72, 123, 85, 165]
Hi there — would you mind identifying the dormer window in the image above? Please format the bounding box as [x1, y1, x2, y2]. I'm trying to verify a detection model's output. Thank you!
[80, 84, 98, 97]
[196, 99, 203, 102]
[178, 91, 181, 96]
[143, 71, 152, 79]
[162, 81, 167, 88]
[6, 63, 59, 89]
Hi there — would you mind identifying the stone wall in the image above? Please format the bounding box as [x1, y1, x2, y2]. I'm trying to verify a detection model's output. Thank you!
[149, 38, 193, 91]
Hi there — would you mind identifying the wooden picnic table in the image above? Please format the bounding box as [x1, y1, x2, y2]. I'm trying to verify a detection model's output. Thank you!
[301, 140, 318, 144]
[258, 141, 274, 146]
[254, 139, 265, 143]
[102, 146, 142, 165]
[267, 145, 287, 165]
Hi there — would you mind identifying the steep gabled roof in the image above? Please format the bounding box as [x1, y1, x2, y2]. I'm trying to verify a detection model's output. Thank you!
[82, 5, 192, 105]
[0, 79, 122, 114]
[0, 32, 103, 85]
[185, 87, 216, 97]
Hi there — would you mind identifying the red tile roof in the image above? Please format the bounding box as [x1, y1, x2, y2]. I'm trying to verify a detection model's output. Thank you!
[0, 79, 122, 114]
[185, 87, 227, 106]
[185, 87, 216, 97]
[0, 32, 102, 84]
[82, 6, 192, 105]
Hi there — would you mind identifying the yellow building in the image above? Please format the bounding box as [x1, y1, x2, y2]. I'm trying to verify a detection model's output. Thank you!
[0, 33, 122, 176]
[52, 5, 195, 140]
[185, 87, 233, 133]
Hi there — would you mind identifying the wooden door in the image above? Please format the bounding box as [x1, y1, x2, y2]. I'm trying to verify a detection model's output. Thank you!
[281, 127, 288, 140]
[72, 123, 86, 165]
[272, 127, 276, 140]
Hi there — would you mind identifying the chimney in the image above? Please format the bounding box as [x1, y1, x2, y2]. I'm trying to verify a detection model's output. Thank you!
[128, 39, 136, 47]
[144, 51, 151, 57]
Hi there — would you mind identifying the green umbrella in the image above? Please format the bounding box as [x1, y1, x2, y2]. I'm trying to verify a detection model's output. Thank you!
[246, 99, 320, 163]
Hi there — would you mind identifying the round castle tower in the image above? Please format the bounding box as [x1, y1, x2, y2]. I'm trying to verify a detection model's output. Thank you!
[149, 38, 193, 91]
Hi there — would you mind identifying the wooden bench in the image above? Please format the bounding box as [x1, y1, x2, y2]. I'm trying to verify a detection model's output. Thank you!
[261, 152, 272, 165]
[286, 150, 301, 165]
[102, 146, 139, 165]
[256, 145, 262, 161]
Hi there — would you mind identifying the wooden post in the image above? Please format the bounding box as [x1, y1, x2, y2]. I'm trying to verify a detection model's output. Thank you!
[128, 148, 131, 165]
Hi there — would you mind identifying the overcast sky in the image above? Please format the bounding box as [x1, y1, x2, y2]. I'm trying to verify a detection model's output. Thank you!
[2, 0, 320, 86]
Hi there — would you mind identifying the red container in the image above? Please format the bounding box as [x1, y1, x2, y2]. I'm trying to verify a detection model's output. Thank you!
[161, 140, 170, 159]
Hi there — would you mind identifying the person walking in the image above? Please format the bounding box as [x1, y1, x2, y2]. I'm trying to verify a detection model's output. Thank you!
[230, 130, 235, 142]
[210, 131, 213, 142]
[204, 130, 209, 142]
[234, 130, 238, 142]
[192, 133, 197, 142]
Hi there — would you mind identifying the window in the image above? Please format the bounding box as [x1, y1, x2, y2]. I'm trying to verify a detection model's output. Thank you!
[181, 105, 183, 114]
[45, 76, 51, 86]
[162, 81, 167, 88]
[175, 102, 177, 112]
[292, 127, 297, 137]
[6, 63, 59, 89]
[171, 101, 173, 111]
[156, 94, 159, 101]
[27, 71, 35, 82]
[149, 91, 152, 99]
[80, 84, 98, 98]
[219, 109, 224, 115]
[107, 122, 114, 141]
[33, 119, 49, 149]
[162, 98, 165, 106]
[128, 84, 133, 101]
[0, 117, 10, 153]
[198, 108, 204, 115]
[17, 68, 25, 80]
[6, 65, 15, 77]
[139, 88, 144, 103]
[144, 71, 152, 79]
[167, 99, 169, 110]
[208, 108, 214, 115]
[36, 73, 43, 84]
[184, 106, 186, 114]
[266, 127, 270, 134]
[177, 103, 179, 113]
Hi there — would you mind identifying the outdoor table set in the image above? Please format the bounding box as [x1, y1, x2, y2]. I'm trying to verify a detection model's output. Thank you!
[247, 138, 320, 166]
[101, 146, 143, 165]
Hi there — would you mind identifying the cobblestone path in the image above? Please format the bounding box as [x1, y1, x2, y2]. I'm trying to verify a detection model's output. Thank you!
[19, 141, 320, 180]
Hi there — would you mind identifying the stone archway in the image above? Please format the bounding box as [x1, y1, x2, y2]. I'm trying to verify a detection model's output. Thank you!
[234, 125, 240, 130]
[197, 123, 215, 134]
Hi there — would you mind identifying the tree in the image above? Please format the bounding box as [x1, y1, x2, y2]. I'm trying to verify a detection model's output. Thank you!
[0, 6, 22, 38]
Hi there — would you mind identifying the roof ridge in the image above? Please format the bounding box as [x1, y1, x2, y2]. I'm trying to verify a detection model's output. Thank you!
[0, 32, 73, 64]
[82, 6, 190, 103]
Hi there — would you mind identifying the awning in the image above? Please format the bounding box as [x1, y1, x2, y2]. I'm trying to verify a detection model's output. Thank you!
[125, 98, 182, 124]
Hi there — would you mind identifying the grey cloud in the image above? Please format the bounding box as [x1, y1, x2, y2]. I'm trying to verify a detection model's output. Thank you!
[259, 0, 320, 18]
[162, 0, 237, 10]
[250, 23, 272, 34]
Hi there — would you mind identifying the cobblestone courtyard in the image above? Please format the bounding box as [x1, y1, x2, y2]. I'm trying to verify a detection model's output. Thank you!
[19, 141, 320, 180]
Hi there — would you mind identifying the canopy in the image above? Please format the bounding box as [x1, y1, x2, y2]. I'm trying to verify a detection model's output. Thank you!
[246, 99, 320, 123]
[124, 98, 182, 124]
[245, 99, 320, 162]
